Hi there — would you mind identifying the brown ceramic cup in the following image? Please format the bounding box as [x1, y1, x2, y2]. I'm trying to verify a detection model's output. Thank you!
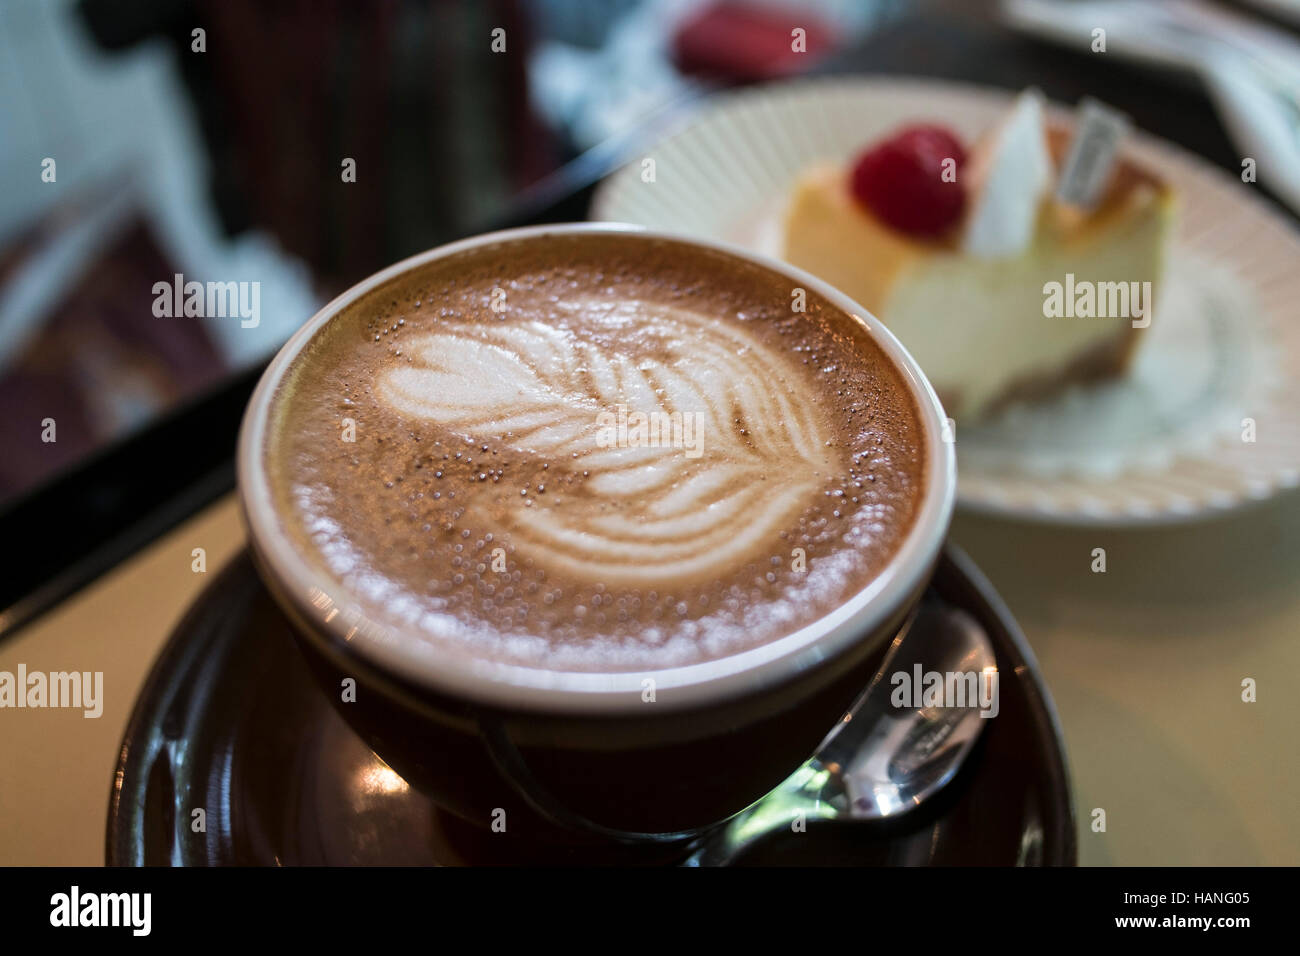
[236, 224, 956, 843]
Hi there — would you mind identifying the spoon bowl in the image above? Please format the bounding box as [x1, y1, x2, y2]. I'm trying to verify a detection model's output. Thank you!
[684, 596, 998, 865]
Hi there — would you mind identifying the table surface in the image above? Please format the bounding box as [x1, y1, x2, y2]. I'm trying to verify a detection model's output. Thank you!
[2, 486, 1297, 866]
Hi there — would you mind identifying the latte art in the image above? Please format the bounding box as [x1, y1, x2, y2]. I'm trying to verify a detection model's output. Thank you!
[376, 299, 837, 585]
[266, 234, 927, 671]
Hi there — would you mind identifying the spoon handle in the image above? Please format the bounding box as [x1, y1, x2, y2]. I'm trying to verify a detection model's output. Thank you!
[684, 592, 997, 865]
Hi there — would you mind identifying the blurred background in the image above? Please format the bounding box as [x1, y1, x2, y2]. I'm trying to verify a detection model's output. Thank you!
[2, 0, 1298, 618]
[0, 0, 900, 507]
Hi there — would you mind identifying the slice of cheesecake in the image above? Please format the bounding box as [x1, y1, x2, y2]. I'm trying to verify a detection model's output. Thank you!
[781, 113, 1177, 420]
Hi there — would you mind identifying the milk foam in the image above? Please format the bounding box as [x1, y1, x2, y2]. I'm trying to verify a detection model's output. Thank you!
[376, 297, 836, 586]
[269, 233, 927, 671]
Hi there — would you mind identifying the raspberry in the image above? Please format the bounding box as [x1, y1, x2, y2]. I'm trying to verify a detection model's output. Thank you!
[849, 125, 967, 238]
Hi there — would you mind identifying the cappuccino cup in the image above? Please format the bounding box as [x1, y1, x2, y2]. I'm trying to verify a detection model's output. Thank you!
[237, 223, 955, 840]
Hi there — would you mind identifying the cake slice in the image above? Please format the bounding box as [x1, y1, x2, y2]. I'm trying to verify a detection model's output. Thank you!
[781, 96, 1177, 420]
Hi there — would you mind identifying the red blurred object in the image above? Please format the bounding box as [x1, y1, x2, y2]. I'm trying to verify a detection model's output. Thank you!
[672, 2, 838, 82]
[849, 125, 968, 238]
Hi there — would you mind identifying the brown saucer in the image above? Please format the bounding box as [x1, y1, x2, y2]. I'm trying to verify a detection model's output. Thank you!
[107, 547, 1076, 865]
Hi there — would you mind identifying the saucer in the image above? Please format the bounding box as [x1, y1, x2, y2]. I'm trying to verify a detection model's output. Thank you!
[590, 77, 1300, 525]
[107, 547, 1076, 866]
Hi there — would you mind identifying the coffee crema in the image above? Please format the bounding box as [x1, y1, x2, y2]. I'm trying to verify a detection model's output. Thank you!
[265, 233, 927, 672]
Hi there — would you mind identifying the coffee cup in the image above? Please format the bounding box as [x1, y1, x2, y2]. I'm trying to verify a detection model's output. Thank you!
[237, 223, 955, 841]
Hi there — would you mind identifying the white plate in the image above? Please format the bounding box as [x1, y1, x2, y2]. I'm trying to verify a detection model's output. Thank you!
[590, 77, 1300, 525]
